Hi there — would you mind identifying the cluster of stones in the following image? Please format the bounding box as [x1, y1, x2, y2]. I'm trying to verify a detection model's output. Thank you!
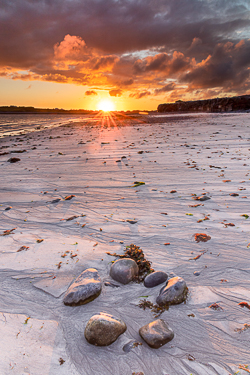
[63, 258, 187, 349]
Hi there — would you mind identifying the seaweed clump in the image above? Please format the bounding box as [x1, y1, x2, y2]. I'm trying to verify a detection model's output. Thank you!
[138, 299, 168, 318]
[107, 243, 154, 282]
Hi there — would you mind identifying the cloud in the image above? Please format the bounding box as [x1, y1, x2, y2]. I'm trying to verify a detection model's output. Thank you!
[180, 40, 250, 90]
[54, 34, 87, 61]
[130, 90, 151, 99]
[154, 82, 176, 95]
[109, 89, 122, 97]
[0, 0, 250, 101]
[85, 90, 98, 96]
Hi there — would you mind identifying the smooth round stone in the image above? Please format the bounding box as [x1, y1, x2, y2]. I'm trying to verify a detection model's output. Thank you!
[139, 319, 174, 349]
[156, 276, 187, 306]
[85, 312, 127, 346]
[63, 268, 102, 306]
[194, 271, 200, 276]
[110, 258, 138, 284]
[144, 271, 168, 288]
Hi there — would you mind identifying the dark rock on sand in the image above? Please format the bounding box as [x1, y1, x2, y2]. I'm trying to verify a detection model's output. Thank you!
[194, 271, 200, 276]
[84, 312, 126, 346]
[51, 198, 61, 204]
[110, 258, 138, 284]
[197, 195, 210, 201]
[5, 206, 12, 211]
[144, 271, 168, 288]
[123, 340, 142, 353]
[139, 319, 174, 349]
[63, 268, 102, 306]
[104, 280, 120, 288]
[7, 157, 20, 163]
[156, 276, 187, 306]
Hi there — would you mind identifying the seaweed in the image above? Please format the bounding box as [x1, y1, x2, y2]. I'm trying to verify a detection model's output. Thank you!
[131, 181, 145, 187]
[138, 299, 169, 317]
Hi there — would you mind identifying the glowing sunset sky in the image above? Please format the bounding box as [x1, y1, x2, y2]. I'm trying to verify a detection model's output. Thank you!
[0, 0, 250, 111]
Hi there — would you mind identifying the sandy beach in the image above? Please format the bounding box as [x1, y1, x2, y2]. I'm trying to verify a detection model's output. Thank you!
[0, 112, 250, 375]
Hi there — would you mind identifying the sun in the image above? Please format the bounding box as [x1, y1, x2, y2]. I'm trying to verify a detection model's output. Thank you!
[97, 100, 115, 112]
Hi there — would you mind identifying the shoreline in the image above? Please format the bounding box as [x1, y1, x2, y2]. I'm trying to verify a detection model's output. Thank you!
[0, 113, 250, 375]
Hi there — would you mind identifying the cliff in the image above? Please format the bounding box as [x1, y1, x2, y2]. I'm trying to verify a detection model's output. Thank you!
[157, 95, 250, 113]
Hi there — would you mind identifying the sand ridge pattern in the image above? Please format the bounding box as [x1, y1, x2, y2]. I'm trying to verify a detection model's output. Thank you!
[0, 112, 250, 375]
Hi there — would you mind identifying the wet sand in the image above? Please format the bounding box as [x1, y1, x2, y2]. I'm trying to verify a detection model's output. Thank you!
[0, 112, 249, 375]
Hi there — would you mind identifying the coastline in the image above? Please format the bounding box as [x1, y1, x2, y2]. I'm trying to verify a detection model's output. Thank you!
[0, 113, 250, 375]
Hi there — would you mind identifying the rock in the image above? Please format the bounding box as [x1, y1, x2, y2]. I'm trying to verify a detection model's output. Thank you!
[104, 280, 120, 288]
[7, 157, 20, 163]
[63, 268, 102, 306]
[110, 258, 138, 284]
[123, 340, 142, 353]
[197, 195, 210, 201]
[144, 271, 168, 288]
[139, 319, 174, 349]
[51, 198, 61, 204]
[194, 271, 200, 276]
[5, 206, 12, 211]
[84, 312, 126, 346]
[156, 276, 187, 306]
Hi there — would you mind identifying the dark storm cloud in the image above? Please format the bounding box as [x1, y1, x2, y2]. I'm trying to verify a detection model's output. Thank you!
[0, 0, 250, 99]
[154, 82, 176, 95]
[180, 40, 250, 90]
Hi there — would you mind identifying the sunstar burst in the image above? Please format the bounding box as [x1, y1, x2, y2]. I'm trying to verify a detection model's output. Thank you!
[97, 100, 115, 112]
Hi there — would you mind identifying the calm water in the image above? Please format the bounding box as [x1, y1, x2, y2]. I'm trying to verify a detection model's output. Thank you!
[0, 113, 91, 138]
[0, 111, 248, 138]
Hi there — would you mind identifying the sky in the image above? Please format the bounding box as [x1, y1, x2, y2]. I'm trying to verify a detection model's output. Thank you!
[0, 0, 250, 111]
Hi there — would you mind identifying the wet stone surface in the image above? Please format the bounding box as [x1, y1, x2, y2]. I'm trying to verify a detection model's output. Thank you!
[110, 258, 138, 284]
[156, 276, 187, 306]
[63, 268, 102, 306]
[139, 319, 174, 349]
[84, 312, 127, 346]
[144, 271, 168, 288]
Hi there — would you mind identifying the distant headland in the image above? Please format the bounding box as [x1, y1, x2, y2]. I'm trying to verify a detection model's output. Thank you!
[0, 106, 95, 114]
[157, 94, 250, 113]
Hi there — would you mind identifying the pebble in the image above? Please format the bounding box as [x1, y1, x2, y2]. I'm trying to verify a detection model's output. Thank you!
[144, 271, 168, 288]
[84, 312, 126, 346]
[156, 276, 187, 305]
[110, 258, 138, 284]
[139, 319, 174, 348]
[7, 157, 20, 163]
[194, 271, 200, 276]
[197, 195, 210, 201]
[5, 206, 12, 211]
[63, 268, 102, 306]
[123, 340, 142, 353]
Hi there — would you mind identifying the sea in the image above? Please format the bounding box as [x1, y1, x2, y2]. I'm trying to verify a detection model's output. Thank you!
[0, 111, 249, 138]
[0, 113, 91, 138]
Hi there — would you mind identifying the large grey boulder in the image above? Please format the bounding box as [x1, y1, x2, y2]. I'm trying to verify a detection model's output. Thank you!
[139, 319, 174, 349]
[110, 258, 138, 284]
[144, 271, 168, 288]
[156, 276, 187, 306]
[85, 312, 127, 346]
[63, 268, 102, 306]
